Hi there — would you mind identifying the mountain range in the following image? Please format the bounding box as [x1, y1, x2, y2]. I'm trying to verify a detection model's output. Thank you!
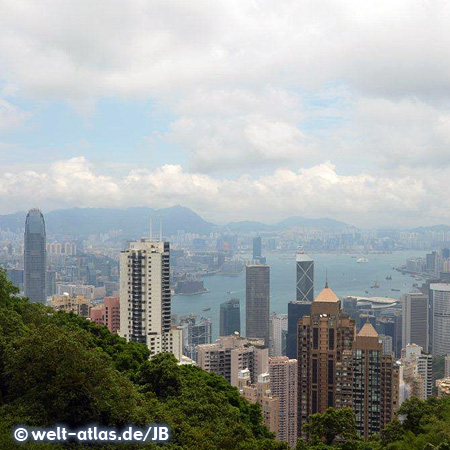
[0, 206, 352, 238]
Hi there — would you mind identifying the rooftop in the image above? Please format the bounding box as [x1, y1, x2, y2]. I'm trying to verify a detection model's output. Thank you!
[358, 322, 379, 338]
[315, 286, 339, 303]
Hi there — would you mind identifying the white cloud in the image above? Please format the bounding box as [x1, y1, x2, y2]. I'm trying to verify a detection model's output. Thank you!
[0, 156, 448, 227]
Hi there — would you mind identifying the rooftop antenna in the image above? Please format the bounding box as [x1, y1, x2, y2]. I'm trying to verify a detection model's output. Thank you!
[159, 215, 163, 241]
[325, 269, 329, 288]
[149, 217, 153, 241]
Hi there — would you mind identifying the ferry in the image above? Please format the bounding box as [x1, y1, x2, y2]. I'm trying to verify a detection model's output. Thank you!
[357, 258, 369, 263]
[202, 307, 211, 312]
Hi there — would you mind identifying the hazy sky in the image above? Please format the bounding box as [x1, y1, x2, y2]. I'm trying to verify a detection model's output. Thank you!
[1, 0, 450, 226]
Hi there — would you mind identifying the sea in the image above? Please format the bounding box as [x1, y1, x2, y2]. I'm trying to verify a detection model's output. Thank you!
[172, 251, 422, 340]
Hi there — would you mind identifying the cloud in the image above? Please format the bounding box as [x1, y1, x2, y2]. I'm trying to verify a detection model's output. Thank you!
[0, 156, 448, 227]
[0, 98, 30, 133]
[1, 1, 450, 101]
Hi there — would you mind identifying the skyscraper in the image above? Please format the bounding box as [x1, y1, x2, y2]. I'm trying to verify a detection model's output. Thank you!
[220, 298, 241, 336]
[297, 284, 399, 439]
[269, 313, 288, 356]
[430, 283, 450, 357]
[297, 284, 355, 432]
[24, 208, 47, 303]
[246, 264, 270, 345]
[402, 292, 429, 352]
[180, 315, 212, 361]
[353, 322, 399, 439]
[120, 239, 181, 358]
[296, 251, 314, 302]
[253, 237, 262, 260]
[269, 356, 298, 448]
[286, 300, 311, 359]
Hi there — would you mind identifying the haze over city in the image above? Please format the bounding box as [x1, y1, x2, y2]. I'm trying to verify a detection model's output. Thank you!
[1, 1, 450, 226]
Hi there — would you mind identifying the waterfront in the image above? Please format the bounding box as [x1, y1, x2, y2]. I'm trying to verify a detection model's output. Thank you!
[172, 251, 423, 339]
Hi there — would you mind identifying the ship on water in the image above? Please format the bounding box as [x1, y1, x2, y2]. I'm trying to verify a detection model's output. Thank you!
[371, 281, 380, 288]
[357, 257, 369, 263]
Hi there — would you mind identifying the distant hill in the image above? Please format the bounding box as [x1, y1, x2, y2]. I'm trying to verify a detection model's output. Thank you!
[222, 216, 352, 233]
[412, 224, 450, 233]
[0, 206, 214, 238]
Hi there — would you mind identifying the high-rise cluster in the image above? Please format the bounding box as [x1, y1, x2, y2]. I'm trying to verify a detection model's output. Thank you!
[297, 284, 399, 439]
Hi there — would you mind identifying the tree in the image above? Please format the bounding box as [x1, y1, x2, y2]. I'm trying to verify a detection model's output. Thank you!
[134, 352, 182, 399]
[303, 408, 360, 446]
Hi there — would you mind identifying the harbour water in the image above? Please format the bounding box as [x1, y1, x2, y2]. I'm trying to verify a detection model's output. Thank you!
[172, 251, 422, 339]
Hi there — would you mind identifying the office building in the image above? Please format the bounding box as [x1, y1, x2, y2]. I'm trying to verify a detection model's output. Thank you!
[238, 370, 279, 438]
[402, 292, 429, 352]
[6, 268, 23, 291]
[269, 313, 288, 356]
[180, 315, 212, 361]
[296, 251, 314, 302]
[120, 239, 179, 358]
[430, 283, 450, 356]
[246, 264, 270, 345]
[286, 300, 311, 359]
[269, 357, 297, 448]
[197, 334, 268, 386]
[220, 298, 241, 336]
[24, 208, 47, 303]
[253, 237, 262, 260]
[445, 355, 450, 378]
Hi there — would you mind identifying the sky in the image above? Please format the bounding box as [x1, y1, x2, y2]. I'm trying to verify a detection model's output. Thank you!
[1, 0, 450, 227]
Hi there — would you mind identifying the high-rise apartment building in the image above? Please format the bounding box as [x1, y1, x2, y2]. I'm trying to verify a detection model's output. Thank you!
[352, 322, 399, 439]
[197, 334, 268, 386]
[120, 239, 179, 357]
[220, 298, 241, 336]
[90, 297, 121, 333]
[269, 357, 298, 448]
[297, 285, 399, 440]
[246, 264, 270, 345]
[402, 292, 429, 352]
[269, 313, 288, 356]
[24, 208, 47, 303]
[399, 344, 433, 403]
[286, 300, 311, 359]
[430, 283, 450, 356]
[297, 284, 355, 432]
[296, 251, 314, 302]
[238, 370, 279, 438]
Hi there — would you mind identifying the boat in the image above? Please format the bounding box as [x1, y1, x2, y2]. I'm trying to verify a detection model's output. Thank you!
[391, 288, 400, 292]
[365, 290, 369, 294]
[202, 307, 211, 312]
[386, 275, 392, 280]
[370, 281, 380, 289]
[357, 258, 369, 263]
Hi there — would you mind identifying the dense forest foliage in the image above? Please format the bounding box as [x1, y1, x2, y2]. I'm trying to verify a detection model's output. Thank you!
[0, 269, 285, 449]
[2, 268, 450, 450]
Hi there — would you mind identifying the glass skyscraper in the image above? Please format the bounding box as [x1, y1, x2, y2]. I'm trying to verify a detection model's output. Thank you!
[296, 251, 314, 302]
[220, 298, 241, 336]
[24, 208, 47, 303]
